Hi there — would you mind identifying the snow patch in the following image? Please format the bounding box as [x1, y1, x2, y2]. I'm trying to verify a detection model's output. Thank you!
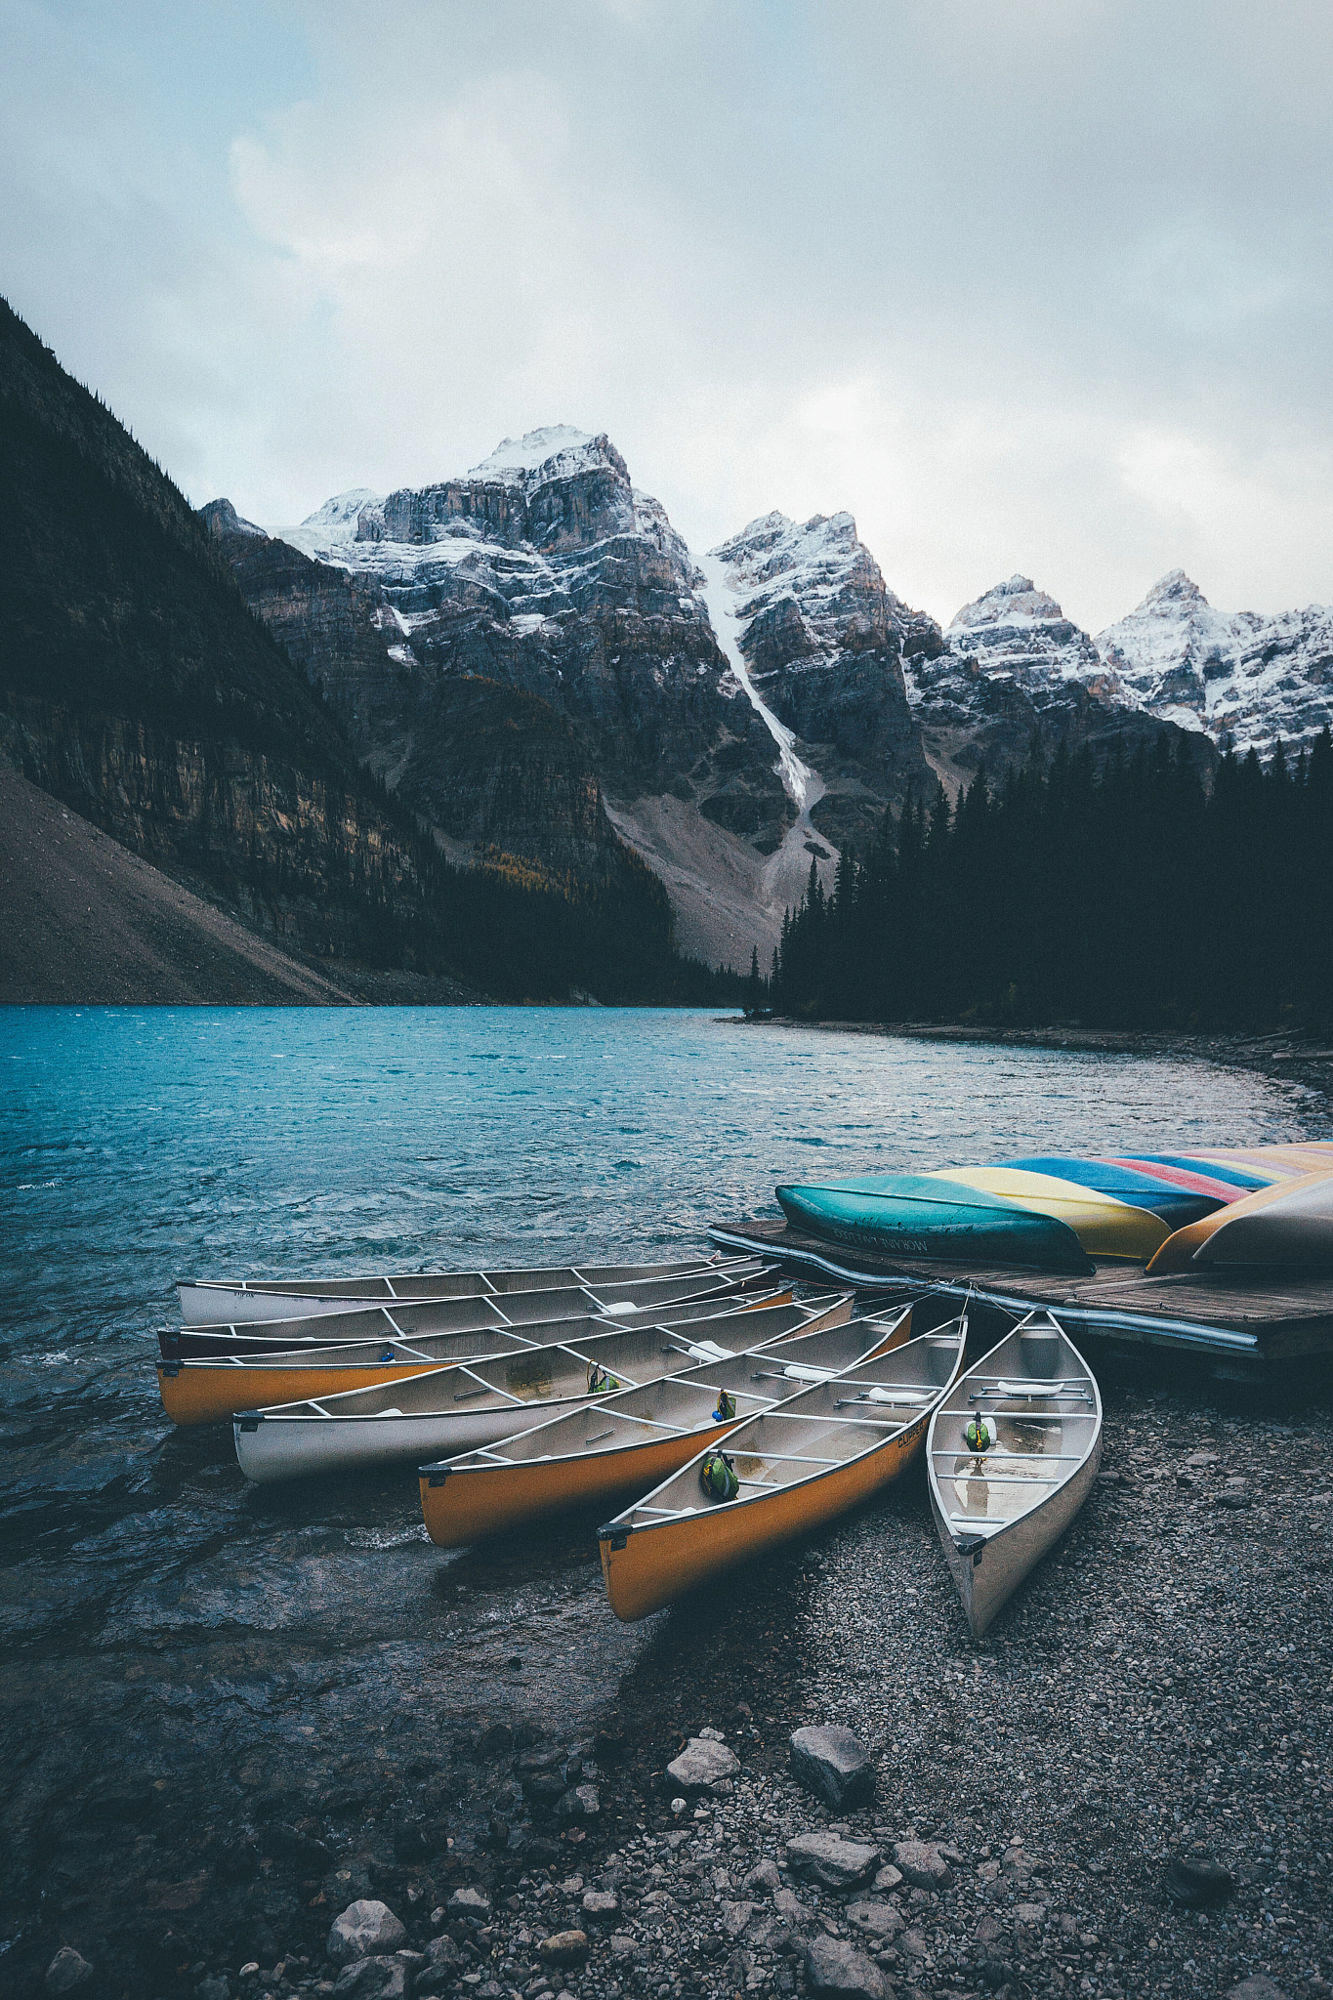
[697, 552, 819, 811]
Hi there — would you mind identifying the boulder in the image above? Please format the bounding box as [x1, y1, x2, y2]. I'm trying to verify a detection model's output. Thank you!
[447, 1885, 492, 1920]
[331, 1958, 408, 2000]
[790, 1725, 874, 1810]
[554, 1783, 600, 1822]
[422, 1935, 465, 1977]
[785, 1831, 880, 1890]
[539, 1931, 590, 1967]
[743, 1858, 782, 1897]
[1164, 1855, 1234, 1907]
[846, 1900, 903, 1939]
[44, 1950, 94, 1996]
[666, 1736, 739, 1789]
[1227, 1981, 1292, 2000]
[581, 1889, 620, 1919]
[803, 1935, 888, 1999]
[891, 1839, 953, 1889]
[327, 1902, 407, 1965]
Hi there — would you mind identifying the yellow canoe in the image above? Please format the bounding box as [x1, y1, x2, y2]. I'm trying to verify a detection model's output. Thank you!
[158, 1286, 794, 1426]
[419, 1295, 895, 1547]
[598, 1312, 967, 1622]
[931, 1166, 1170, 1261]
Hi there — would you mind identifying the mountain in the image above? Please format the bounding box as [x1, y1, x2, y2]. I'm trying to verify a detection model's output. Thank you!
[904, 574, 1213, 787]
[1096, 570, 1333, 757]
[702, 510, 934, 851]
[0, 301, 691, 1000]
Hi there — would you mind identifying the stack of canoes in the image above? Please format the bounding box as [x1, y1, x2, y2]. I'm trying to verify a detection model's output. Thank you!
[158, 1265, 790, 1424]
[158, 1251, 1109, 1638]
[775, 1141, 1333, 1273]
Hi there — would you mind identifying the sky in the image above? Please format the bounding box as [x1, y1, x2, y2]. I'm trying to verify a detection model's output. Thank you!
[3, 0, 1331, 631]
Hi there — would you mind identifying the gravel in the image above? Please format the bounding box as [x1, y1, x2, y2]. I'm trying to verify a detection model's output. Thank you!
[12, 1377, 1331, 2000]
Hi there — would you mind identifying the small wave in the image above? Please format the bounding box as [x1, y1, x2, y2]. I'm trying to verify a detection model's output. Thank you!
[344, 1523, 430, 1550]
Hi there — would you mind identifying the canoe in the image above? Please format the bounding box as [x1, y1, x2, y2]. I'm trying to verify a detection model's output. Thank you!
[776, 1174, 1095, 1273]
[233, 1292, 852, 1485]
[179, 1255, 745, 1326]
[162, 1264, 781, 1362]
[158, 1286, 794, 1427]
[926, 1310, 1102, 1639]
[1145, 1169, 1333, 1274]
[597, 1311, 968, 1621]
[419, 1303, 915, 1547]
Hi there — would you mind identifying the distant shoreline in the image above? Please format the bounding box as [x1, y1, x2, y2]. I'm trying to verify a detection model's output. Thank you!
[727, 1013, 1333, 1115]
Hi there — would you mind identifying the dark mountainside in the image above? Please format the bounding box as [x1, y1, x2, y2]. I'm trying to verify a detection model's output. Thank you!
[0, 303, 704, 1002]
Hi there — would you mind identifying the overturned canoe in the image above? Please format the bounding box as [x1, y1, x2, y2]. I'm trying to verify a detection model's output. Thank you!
[598, 1311, 967, 1621]
[233, 1292, 851, 1485]
[158, 1286, 792, 1427]
[776, 1174, 1096, 1273]
[179, 1255, 746, 1326]
[163, 1264, 781, 1362]
[926, 1310, 1102, 1639]
[419, 1302, 907, 1547]
[1146, 1169, 1333, 1274]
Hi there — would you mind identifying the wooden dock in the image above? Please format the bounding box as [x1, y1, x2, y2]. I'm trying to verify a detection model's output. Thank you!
[710, 1216, 1333, 1378]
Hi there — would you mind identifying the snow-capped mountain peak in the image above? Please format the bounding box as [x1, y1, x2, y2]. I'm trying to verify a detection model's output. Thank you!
[1137, 567, 1209, 612]
[950, 575, 1067, 631]
[465, 425, 605, 486]
[1097, 575, 1333, 753]
[300, 487, 383, 535]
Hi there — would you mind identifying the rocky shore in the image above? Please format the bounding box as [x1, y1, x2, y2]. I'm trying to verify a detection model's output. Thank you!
[15, 1377, 1331, 2000]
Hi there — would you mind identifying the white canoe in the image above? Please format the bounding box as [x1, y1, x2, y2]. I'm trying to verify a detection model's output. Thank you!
[234, 1291, 853, 1484]
[598, 1311, 967, 1621]
[926, 1310, 1103, 1640]
[179, 1255, 749, 1325]
[166, 1263, 778, 1359]
[420, 1304, 917, 1546]
[160, 1287, 793, 1426]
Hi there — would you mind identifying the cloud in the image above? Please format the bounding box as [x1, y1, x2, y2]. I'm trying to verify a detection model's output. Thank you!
[3, 0, 1331, 629]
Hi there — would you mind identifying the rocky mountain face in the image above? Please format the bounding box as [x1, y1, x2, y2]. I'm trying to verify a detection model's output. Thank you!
[703, 511, 935, 850]
[904, 573, 1214, 787]
[1097, 570, 1333, 757]
[218, 451, 1231, 962]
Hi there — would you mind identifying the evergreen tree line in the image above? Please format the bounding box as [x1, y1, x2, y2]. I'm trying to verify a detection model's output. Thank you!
[768, 735, 1333, 1031]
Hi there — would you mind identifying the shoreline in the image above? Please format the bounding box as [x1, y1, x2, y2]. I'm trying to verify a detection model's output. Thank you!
[729, 1015, 1333, 1115]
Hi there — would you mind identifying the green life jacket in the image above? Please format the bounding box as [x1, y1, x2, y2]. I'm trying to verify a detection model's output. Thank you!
[713, 1390, 736, 1423]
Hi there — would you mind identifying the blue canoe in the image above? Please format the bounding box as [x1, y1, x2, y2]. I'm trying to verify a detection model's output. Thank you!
[775, 1174, 1096, 1274]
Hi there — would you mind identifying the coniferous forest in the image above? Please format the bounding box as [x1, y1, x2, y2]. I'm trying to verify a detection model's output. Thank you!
[770, 735, 1333, 1031]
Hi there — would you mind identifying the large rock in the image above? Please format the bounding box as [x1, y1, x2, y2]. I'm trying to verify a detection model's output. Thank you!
[666, 1735, 739, 1789]
[1226, 1979, 1292, 2000]
[331, 1958, 408, 2000]
[891, 1839, 954, 1889]
[803, 1934, 888, 1999]
[327, 1902, 407, 1965]
[447, 1885, 492, 1919]
[538, 1931, 590, 1967]
[789, 1725, 874, 1809]
[1164, 1855, 1234, 1907]
[785, 1831, 880, 1890]
[44, 1950, 94, 1996]
[846, 1899, 903, 1939]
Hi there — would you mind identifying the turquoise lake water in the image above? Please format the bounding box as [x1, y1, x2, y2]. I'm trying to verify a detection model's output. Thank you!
[3, 1006, 1326, 1358]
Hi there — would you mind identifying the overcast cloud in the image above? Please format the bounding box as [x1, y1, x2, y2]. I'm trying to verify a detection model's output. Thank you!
[2, 0, 1331, 629]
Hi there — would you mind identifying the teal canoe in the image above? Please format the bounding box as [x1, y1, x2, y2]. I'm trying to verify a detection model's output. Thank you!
[775, 1174, 1096, 1274]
